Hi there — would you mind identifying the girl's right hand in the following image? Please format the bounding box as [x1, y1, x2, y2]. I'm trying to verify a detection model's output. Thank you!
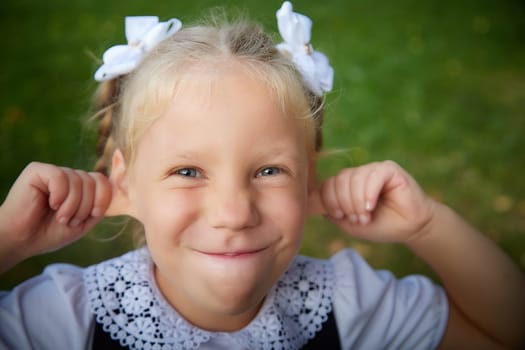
[0, 162, 112, 271]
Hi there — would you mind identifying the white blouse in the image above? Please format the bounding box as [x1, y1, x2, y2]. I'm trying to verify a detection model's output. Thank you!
[0, 248, 447, 350]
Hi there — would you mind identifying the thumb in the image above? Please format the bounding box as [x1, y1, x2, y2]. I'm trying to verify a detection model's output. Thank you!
[104, 193, 122, 217]
[104, 184, 130, 217]
[308, 188, 327, 216]
[103, 179, 134, 217]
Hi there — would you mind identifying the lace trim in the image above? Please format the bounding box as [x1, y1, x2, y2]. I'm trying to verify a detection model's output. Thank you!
[84, 248, 334, 350]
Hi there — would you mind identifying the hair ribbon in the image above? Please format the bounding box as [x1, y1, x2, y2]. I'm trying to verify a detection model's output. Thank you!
[276, 1, 334, 96]
[94, 16, 181, 81]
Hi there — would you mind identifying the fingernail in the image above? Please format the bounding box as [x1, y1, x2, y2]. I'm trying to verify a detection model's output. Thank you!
[359, 214, 369, 225]
[332, 210, 344, 220]
[350, 214, 358, 224]
[365, 201, 373, 211]
[91, 207, 103, 218]
[58, 217, 69, 225]
[70, 219, 81, 227]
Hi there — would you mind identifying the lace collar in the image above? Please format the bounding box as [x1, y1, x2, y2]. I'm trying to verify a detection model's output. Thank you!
[84, 248, 334, 350]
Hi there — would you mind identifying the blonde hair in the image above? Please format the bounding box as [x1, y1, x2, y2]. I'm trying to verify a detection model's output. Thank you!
[93, 18, 325, 175]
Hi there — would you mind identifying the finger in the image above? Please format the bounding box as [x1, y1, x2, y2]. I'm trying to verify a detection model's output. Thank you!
[55, 168, 83, 225]
[363, 161, 406, 213]
[354, 168, 376, 225]
[23, 162, 69, 211]
[46, 170, 69, 211]
[348, 167, 371, 225]
[363, 168, 387, 213]
[320, 177, 344, 220]
[89, 172, 112, 218]
[334, 169, 358, 224]
[68, 170, 95, 227]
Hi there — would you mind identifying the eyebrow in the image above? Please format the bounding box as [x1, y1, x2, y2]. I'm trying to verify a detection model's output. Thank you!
[254, 145, 306, 165]
[161, 150, 302, 163]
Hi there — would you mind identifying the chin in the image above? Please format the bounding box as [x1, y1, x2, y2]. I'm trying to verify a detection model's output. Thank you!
[205, 274, 271, 312]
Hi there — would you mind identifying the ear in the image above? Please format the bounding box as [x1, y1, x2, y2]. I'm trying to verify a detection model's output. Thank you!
[105, 149, 135, 217]
[306, 159, 327, 216]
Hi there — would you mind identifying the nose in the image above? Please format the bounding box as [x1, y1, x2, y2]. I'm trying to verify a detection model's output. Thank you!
[205, 180, 260, 231]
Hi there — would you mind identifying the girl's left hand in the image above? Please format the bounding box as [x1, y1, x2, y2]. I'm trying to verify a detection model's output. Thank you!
[315, 160, 436, 244]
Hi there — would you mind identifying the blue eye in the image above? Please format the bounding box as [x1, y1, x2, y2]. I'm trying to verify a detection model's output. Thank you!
[257, 167, 282, 177]
[173, 168, 201, 178]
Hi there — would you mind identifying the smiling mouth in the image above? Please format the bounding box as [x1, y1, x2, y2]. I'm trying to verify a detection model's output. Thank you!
[197, 248, 266, 258]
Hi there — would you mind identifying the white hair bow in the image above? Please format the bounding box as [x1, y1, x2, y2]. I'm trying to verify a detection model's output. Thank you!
[94, 16, 182, 82]
[276, 1, 334, 96]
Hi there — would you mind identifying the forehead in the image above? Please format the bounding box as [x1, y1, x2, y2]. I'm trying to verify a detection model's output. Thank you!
[135, 63, 310, 161]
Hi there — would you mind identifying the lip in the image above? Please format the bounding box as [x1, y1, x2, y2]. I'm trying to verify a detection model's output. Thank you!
[195, 247, 267, 259]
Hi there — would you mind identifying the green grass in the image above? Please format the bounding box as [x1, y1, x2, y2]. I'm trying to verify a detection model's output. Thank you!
[1, 0, 524, 288]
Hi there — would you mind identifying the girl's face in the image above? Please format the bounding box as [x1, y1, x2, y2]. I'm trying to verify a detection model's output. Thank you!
[121, 63, 313, 332]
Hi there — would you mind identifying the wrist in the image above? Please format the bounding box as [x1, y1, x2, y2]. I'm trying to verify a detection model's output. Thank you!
[404, 200, 451, 254]
[0, 204, 29, 273]
[0, 241, 26, 275]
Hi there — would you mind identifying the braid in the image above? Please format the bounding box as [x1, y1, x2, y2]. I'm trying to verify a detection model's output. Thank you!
[309, 93, 325, 152]
[93, 78, 122, 175]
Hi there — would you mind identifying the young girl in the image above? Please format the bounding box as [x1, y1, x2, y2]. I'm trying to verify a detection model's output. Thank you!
[1, 2, 524, 349]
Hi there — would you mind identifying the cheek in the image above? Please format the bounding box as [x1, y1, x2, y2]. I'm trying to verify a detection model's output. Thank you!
[136, 188, 201, 241]
[262, 187, 308, 241]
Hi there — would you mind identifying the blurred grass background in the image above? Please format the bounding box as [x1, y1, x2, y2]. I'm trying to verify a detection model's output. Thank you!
[1, 0, 524, 289]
